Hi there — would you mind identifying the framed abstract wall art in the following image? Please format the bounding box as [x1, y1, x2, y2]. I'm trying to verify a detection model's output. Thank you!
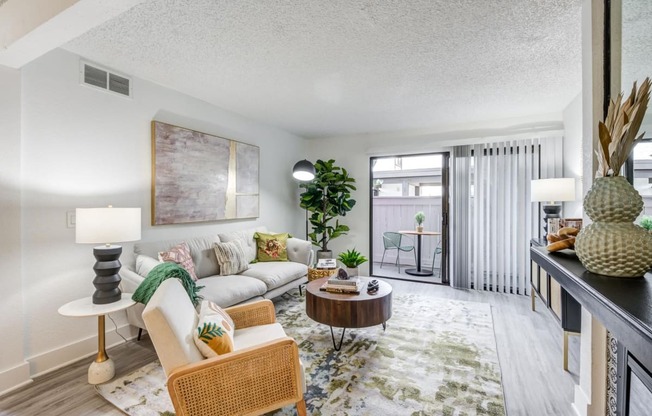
[151, 121, 259, 225]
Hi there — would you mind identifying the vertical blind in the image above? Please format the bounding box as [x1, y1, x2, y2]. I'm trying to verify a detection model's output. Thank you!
[450, 137, 563, 293]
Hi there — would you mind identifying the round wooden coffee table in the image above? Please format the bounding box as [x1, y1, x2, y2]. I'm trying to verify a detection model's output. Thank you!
[306, 276, 392, 350]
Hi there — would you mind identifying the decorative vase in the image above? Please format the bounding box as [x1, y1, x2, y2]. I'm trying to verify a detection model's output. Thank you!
[574, 176, 652, 277]
[345, 267, 359, 277]
[316, 250, 333, 260]
[416, 225, 424, 232]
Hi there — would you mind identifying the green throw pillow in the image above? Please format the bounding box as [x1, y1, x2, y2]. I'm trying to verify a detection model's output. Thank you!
[254, 232, 290, 262]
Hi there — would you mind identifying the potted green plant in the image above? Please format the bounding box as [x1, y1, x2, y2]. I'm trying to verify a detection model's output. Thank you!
[414, 211, 425, 232]
[373, 179, 383, 197]
[639, 216, 652, 232]
[337, 248, 368, 277]
[299, 159, 357, 259]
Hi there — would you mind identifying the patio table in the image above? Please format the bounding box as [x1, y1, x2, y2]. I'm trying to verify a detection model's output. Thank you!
[398, 230, 441, 276]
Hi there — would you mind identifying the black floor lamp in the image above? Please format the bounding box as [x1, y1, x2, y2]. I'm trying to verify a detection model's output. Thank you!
[293, 160, 316, 239]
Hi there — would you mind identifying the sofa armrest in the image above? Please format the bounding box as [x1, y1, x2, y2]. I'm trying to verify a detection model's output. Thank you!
[287, 237, 313, 266]
[120, 268, 147, 330]
[120, 267, 145, 293]
[225, 299, 276, 329]
[167, 337, 304, 416]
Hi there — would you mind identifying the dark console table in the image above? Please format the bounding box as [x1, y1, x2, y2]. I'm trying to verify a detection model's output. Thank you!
[530, 245, 652, 415]
[530, 239, 581, 371]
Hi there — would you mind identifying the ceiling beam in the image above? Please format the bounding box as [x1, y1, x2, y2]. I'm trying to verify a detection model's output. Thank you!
[0, 0, 145, 68]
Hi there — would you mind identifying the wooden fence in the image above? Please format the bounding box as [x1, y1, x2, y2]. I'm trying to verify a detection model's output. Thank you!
[372, 196, 443, 267]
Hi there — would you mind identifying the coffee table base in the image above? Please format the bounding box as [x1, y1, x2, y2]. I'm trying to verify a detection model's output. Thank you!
[404, 268, 433, 276]
[330, 327, 347, 351]
[329, 322, 387, 351]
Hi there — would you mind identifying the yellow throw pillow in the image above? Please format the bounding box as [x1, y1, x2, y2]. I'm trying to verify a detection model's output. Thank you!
[254, 232, 290, 262]
[193, 300, 235, 358]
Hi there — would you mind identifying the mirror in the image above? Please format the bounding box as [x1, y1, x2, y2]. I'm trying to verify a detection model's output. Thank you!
[622, 0, 652, 134]
[620, 1, 652, 201]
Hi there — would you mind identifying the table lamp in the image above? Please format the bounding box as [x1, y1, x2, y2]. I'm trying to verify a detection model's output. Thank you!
[531, 178, 576, 239]
[76, 206, 141, 304]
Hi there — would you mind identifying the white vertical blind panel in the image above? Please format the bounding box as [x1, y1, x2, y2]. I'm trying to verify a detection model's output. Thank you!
[496, 142, 505, 292]
[450, 137, 561, 294]
[489, 142, 497, 291]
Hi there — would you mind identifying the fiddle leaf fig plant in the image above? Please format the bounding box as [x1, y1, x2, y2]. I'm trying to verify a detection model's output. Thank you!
[299, 159, 357, 252]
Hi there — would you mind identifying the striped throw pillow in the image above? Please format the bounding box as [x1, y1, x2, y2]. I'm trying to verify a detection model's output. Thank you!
[213, 239, 249, 276]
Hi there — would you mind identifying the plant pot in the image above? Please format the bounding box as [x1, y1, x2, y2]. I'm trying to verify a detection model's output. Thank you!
[316, 250, 333, 260]
[345, 267, 359, 277]
[416, 226, 424, 232]
[574, 176, 652, 277]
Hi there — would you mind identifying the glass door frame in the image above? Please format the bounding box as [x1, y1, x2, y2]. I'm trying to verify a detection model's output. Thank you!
[368, 151, 450, 285]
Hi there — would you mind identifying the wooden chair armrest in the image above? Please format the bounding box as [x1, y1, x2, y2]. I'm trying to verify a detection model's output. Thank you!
[225, 299, 276, 329]
[167, 337, 303, 416]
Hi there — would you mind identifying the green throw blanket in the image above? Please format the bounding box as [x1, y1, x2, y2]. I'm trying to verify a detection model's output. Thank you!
[132, 262, 204, 306]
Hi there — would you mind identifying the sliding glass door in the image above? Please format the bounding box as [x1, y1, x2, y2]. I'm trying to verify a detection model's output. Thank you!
[369, 152, 449, 285]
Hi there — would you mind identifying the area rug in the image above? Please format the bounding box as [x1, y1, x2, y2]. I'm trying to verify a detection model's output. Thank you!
[97, 291, 505, 416]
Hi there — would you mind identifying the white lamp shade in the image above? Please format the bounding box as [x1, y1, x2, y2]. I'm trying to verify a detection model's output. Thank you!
[76, 207, 141, 244]
[531, 178, 576, 203]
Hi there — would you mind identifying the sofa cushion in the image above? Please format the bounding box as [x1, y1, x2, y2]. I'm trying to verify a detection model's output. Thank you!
[194, 300, 235, 357]
[136, 254, 162, 277]
[233, 322, 287, 351]
[213, 240, 249, 275]
[135, 235, 221, 279]
[243, 261, 308, 290]
[218, 226, 268, 263]
[199, 275, 267, 307]
[158, 242, 198, 281]
[254, 232, 290, 262]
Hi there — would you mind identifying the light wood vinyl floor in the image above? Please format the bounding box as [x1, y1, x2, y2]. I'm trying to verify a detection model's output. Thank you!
[0, 280, 578, 415]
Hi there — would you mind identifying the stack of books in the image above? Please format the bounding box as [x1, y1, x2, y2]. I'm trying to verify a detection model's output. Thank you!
[316, 258, 337, 269]
[320, 276, 361, 294]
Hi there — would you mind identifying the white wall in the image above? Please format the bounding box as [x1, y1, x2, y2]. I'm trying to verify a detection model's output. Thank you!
[0, 66, 30, 394]
[1, 47, 307, 392]
[563, 92, 584, 218]
[306, 114, 566, 276]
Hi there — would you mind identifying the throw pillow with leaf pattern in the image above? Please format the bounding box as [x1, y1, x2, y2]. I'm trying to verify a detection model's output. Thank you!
[193, 300, 235, 357]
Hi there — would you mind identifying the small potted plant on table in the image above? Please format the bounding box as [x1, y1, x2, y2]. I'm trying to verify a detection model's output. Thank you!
[415, 211, 425, 232]
[337, 248, 368, 277]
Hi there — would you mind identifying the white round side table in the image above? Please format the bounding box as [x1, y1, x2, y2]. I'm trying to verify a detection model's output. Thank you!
[58, 294, 136, 384]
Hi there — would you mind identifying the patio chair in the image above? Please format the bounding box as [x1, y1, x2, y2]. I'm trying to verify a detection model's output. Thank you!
[380, 232, 417, 272]
[431, 239, 443, 278]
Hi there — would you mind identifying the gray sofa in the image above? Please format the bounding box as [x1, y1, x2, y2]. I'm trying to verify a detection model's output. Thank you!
[120, 226, 313, 331]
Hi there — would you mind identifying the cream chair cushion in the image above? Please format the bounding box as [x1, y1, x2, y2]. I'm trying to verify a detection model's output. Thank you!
[142, 279, 205, 377]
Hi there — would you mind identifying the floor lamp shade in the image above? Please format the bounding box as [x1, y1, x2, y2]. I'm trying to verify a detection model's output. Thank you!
[76, 207, 141, 304]
[292, 159, 316, 181]
[531, 178, 576, 238]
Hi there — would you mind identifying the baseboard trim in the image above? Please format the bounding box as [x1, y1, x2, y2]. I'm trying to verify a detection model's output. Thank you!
[27, 323, 139, 379]
[0, 362, 32, 397]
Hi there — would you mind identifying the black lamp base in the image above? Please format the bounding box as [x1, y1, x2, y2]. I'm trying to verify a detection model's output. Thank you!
[542, 204, 562, 240]
[92, 245, 123, 304]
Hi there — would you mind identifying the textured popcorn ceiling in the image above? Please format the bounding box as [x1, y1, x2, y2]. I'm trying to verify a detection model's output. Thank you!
[64, 0, 582, 138]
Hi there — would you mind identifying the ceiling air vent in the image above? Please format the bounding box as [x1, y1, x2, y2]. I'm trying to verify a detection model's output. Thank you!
[81, 61, 132, 98]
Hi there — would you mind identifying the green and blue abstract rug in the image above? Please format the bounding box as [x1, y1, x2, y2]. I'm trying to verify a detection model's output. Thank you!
[97, 292, 505, 415]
